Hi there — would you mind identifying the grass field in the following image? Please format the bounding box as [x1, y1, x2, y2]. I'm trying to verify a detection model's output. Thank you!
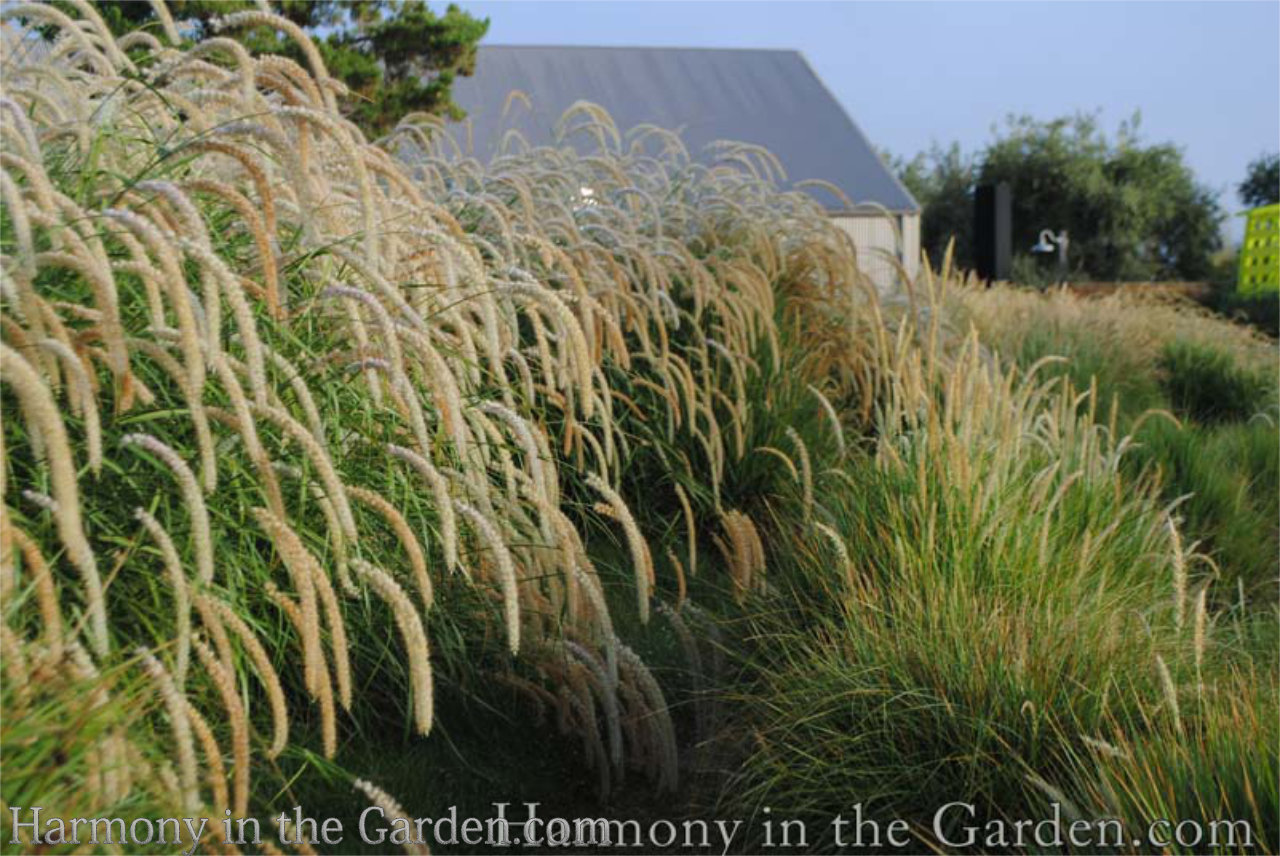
[1, 7, 1276, 854]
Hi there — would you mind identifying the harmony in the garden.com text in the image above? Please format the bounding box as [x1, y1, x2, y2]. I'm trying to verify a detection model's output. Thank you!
[8, 802, 1258, 853]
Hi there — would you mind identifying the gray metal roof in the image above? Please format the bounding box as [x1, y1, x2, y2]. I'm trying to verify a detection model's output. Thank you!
[448, 45, 919, 214]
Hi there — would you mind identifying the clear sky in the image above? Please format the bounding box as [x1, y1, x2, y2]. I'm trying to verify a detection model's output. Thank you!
[453, 1, 1280, 241]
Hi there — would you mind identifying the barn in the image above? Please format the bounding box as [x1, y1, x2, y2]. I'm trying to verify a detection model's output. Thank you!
[448, 45, 920, 291]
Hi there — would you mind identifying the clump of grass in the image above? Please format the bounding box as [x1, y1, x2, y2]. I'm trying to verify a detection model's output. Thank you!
[724, 270, 1277, 852]
[946, 280, 1278, 602]
[1060, 612, 1280, 854]
[2, 5, 1275, 848]
[0, 0, 865, 833]
[1158, 339, 1277, 424]
[1128, 417, 1279, 600]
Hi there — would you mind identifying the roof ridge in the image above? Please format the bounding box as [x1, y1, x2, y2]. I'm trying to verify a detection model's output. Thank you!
[479, 44, 803, 54]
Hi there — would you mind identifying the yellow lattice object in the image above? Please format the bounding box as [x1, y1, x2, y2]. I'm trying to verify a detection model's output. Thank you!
[1239, 204, 1279, 294]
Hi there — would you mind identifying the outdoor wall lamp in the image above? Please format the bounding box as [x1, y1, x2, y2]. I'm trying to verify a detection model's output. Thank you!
[1031, 228, 1069, 269]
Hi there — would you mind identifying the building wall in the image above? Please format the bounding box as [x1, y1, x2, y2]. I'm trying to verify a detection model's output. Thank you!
[901, 213, 920, 283]
[832, 212, 921, 293]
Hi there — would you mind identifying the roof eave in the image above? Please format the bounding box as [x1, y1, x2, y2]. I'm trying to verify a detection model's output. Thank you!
[827, 205, 921, 217]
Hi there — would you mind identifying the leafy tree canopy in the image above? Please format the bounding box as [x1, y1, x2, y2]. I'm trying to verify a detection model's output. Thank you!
[884, 142, 976, 276]
[81, 1, 489, 136]
[889, 112, 1223, 282]
[1239, 153, 1279, 208]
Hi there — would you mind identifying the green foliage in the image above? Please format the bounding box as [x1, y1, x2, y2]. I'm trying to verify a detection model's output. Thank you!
[1129, 417, 1279, 600]
[87, 0, 489, 135]
[888, 142, 976, 274]
[723, 286, 1278, 852]
[1239, 152, 1280, 208]
[1054, 613, 1280, 855]
[968, 293, 1278, 601]
[1158, 340, 1277, 424]
[6, 12, 1276, 844]
[1203, 289, 1280, 339]
[1193, 249, 1278, 339]
[1011, 320, 1166, 415]
[892, 113, 1224, 282]
[723, 376, 1199, 850]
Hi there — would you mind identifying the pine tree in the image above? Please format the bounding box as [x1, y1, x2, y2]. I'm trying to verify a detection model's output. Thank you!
[83, 1, 489, 136]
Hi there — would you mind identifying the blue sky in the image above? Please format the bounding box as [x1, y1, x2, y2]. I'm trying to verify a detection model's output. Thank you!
[453, 1, 1280, 241]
